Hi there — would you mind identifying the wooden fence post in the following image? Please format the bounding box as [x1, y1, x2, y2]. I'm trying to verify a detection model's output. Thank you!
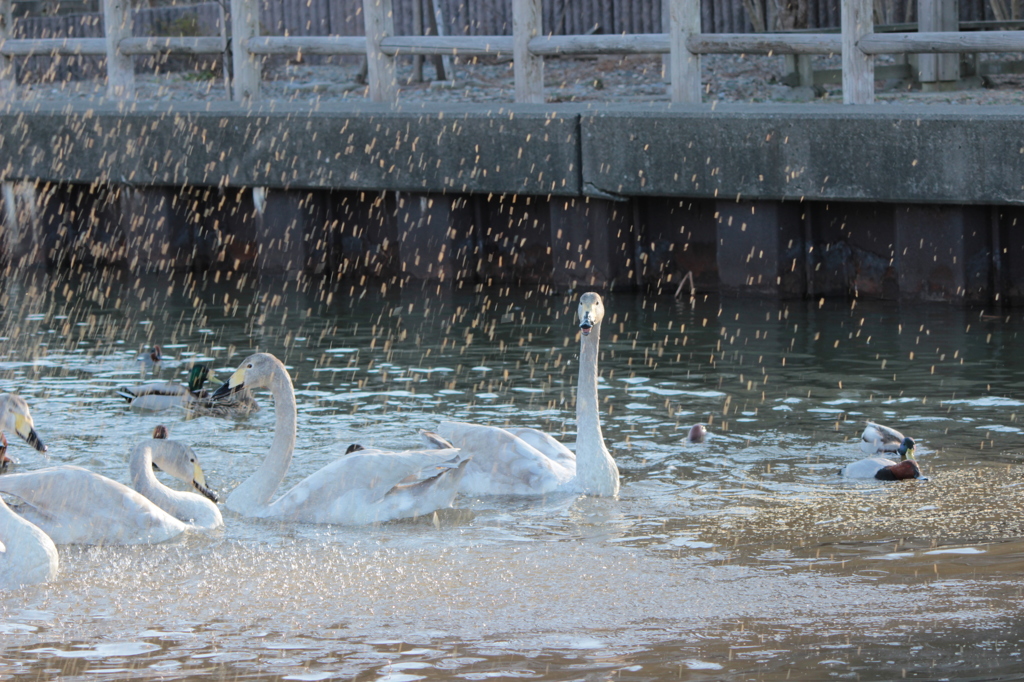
[230, 0, 261, 102]
[103, 0, 135, 97]
[513, 0, 544, 103]
[841, 0, 874, 103]
[0, 0, 14, 99]
[918, 0, 959, 89]
[669, 0, 702, 103]
[363, 0, 398, 103]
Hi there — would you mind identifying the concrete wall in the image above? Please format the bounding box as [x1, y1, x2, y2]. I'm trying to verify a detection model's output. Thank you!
[1, 101, 1021, 301]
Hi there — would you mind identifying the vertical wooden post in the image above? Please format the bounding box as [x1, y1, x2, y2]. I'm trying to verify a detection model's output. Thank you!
[411, 0, 423, 83]
[918, 0, 959, 89]
[103, 0, 135, 97]
[841, 0, 874, 104]
[512, 0, 544, 103]
[363, 0, 397, 103]
[0, 0, 15, 99]
[230, 0, 261, 102]
[669, 0, 701, 103]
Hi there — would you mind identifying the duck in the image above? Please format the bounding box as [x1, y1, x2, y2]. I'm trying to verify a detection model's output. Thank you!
[0, 431, 221, 544]
[860, 421, 908, 455]
[117, 365, 259, 418]
[423, 292, 620, 497]
[0, 396, 57, 589]
[840, 436, 926, 480]
[687, 424, 707, 443]
[210, 352, 470, 524]
[136, 344, 163, 373]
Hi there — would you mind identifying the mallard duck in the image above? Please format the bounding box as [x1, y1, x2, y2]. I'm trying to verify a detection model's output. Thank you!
[424, 292, 619, 497]
[210, 353, 470, 525]
[841, 436, 926, 480]
[118, 365, 259, 418]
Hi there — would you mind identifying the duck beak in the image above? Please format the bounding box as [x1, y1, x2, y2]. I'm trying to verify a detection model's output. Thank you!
[211, 366, 247, 399]
[191, 462, 219, 503]
[15, 415, 46, 453]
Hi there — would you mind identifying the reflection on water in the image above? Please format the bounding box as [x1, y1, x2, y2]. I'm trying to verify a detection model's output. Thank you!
[2, 270, 1024, 681]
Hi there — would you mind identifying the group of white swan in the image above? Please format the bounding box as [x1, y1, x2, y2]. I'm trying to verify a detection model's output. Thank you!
[0, 292, 623, 591]
[0, 291, 924, 591]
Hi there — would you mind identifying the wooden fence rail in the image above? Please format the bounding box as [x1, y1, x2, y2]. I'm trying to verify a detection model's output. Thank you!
[0, 0, 1022, 104]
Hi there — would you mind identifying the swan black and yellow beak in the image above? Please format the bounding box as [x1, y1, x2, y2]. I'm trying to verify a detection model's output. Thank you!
[211, 365, 247, 400]
[15, 414, 46, 453]
[579, 309, 597, 336]
[191, 462, 219, 503]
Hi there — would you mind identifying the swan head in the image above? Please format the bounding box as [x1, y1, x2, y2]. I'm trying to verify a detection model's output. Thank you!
[0, 394, 46, 453]
[896, 437, 916, 460]
[212, 353, 283, 399]
[149, 439, 219, 503]
[578, 292, 605, 336]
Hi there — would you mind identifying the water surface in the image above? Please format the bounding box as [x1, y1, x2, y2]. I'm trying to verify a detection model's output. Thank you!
[2, 270, 1023, 681]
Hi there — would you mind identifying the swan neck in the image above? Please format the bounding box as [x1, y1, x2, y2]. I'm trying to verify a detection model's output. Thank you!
[128, 443, 162, 500]
[574, 320, 620, 496]
[577, 323, 603, 445]
[227, 364, 296, 514]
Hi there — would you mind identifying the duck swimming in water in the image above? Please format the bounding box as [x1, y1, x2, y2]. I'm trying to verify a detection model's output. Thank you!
[118, 365, 259, 418]
[840, 436, 925, 480]
[860, 421, 908, 456]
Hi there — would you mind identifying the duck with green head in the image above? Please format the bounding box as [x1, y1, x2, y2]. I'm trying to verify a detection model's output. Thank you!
[117, 365, 259, 418]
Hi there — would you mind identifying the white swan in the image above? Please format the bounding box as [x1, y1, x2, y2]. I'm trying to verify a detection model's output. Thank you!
[210, 352, 470, 524]
[0, 496, 58, 590]
[129, 436, 223, 529]
[428, 292, 620, 497]
[0, 434, 221, 544]
[0, 395, 57, 588]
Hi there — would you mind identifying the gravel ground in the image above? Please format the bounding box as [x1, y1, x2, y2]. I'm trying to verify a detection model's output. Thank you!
[12, 53, 1024, 105]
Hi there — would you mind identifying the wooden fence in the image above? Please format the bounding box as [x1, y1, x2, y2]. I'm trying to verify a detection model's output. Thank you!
[1, 0, 1022, 104]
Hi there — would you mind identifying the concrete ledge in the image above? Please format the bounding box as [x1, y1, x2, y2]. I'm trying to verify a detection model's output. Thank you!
[2, 101, 1023, 204]
[580, 104, 1024, 205]
[0, 101, 582, 196]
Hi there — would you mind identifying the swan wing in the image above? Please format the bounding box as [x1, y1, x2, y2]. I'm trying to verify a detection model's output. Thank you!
[437, 421, 573, 496]
[840, 457, 897, 479]
[0, 498, 59, 589]
[504, 427, 576, 469]
[0, 466, 187, 545]
[267, 448, 469, 525]
[860, 422, 906, 454]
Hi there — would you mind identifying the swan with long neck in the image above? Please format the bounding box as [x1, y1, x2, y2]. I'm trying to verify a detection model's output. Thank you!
[211, 352, 471, 524]
[430, 292, 620, 496]
[0, 395, 57, 589]
[0, 432, 220, 545]
[129, 437, 222, 529]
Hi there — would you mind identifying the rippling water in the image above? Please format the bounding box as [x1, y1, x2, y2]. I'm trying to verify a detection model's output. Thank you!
[2, 270, 1024, 681]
